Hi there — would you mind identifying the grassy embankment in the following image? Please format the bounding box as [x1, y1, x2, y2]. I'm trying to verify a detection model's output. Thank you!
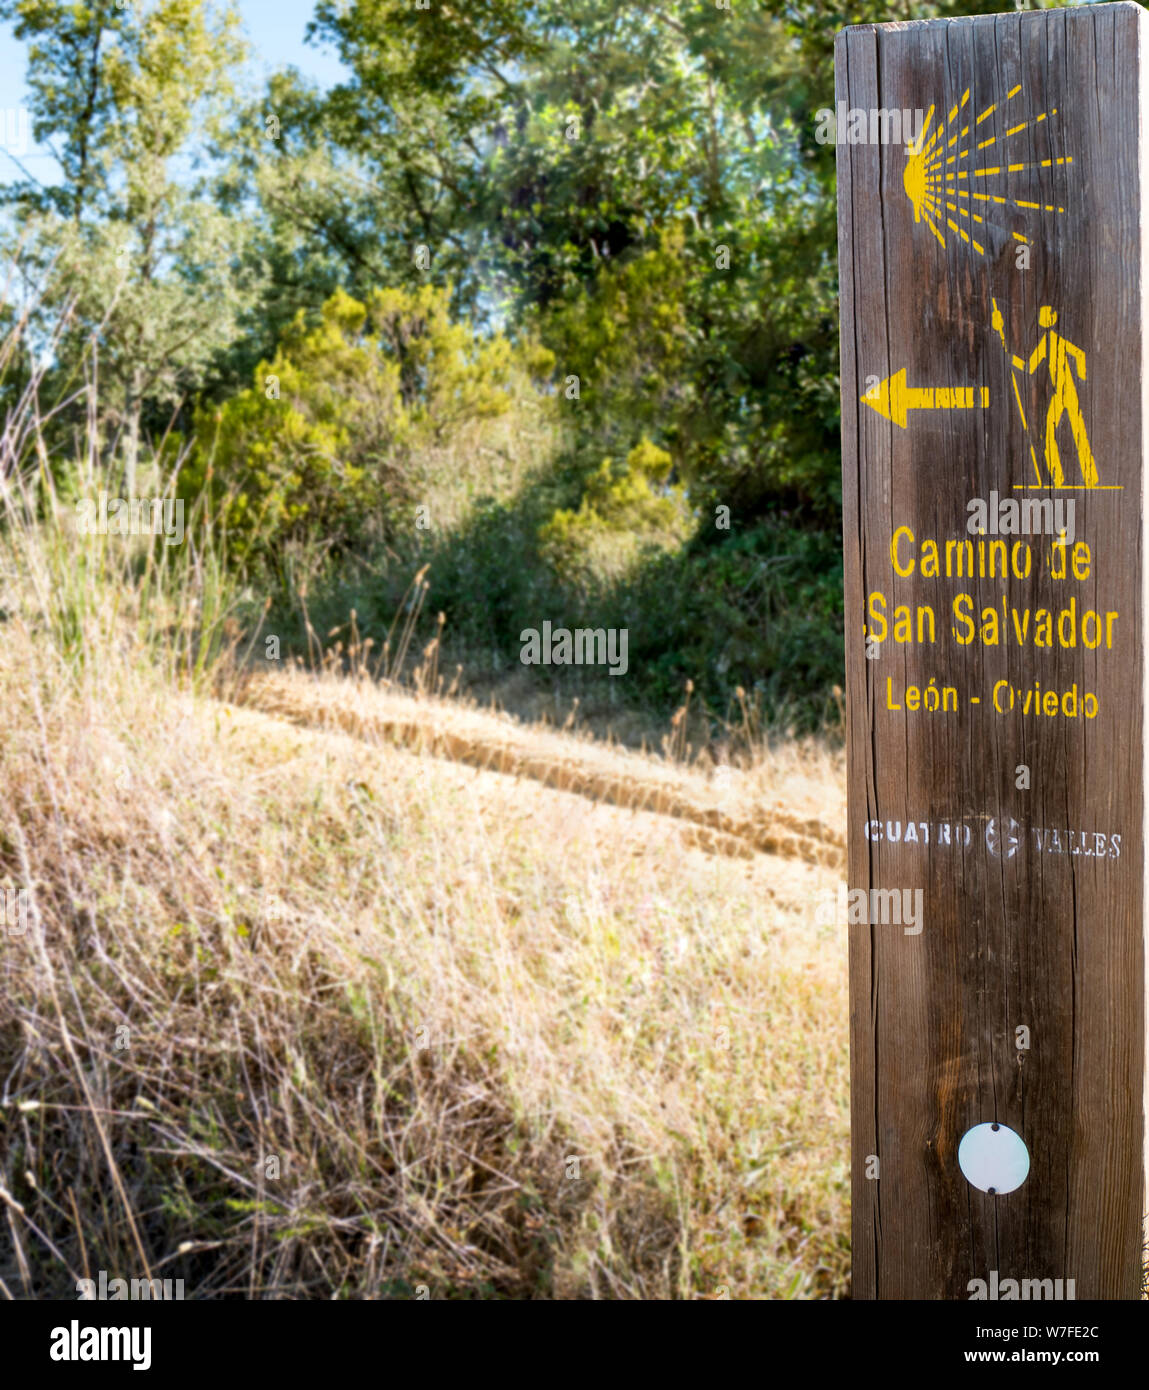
[0, 370, 849, 1299]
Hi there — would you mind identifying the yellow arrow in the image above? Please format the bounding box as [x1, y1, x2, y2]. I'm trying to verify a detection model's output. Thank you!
[861, 368, 990, 428]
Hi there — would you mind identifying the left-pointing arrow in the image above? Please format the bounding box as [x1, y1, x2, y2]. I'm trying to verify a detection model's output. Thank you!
[860, 368, 990, 428]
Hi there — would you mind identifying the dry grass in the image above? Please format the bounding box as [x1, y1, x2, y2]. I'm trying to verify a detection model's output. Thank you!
[0, 594, 849, 1298]
[0, 315, 850, 1298]
[233, 663, 846, 869]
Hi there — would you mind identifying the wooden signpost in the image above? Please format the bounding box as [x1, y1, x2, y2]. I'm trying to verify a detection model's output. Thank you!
[836, 2, 1147, 1299]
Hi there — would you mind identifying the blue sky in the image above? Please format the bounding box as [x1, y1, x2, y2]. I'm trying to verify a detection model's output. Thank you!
[230, 0, 350, 90]
[0, 0, 351, 184]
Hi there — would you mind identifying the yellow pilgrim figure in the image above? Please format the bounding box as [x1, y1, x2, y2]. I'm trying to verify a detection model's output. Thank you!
[1026, 306, 1098, 487]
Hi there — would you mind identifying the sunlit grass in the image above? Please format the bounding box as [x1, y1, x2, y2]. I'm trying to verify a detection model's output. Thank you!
[0, 315, 849, 1300]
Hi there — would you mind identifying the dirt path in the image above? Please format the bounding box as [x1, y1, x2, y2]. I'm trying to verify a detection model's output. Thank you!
[230, 669, 846, 869]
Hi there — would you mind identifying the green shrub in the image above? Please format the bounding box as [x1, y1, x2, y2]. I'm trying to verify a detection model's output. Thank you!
[534, 227, 691, 463]
[538, 437, 692, 589]
[185, 284, 554, 569]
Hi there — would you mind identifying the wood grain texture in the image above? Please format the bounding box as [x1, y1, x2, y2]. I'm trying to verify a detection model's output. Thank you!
[836, 2, 1147, 1300]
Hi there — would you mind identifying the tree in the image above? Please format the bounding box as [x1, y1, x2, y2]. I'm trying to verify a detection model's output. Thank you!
[0, 0, 252, 490]
[187, 282, 554, 571]
[301, 0, 842, 518]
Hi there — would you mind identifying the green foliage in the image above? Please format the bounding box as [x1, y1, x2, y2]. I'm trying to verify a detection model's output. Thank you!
[204, 0, 862, 726]
[187, 283, 554, 568]
[1, 0, 252, 483]
[539, 437, 691, 590]
[8, 0, 976, 730]
[480, 2, 840, 522]
[314, 496, 843, 735]
[620, 518, 845, 729]
[536, 226, 690, 454]
[307, 0, 543, 310]
[302, 0, 843, 523]
[533, 211, 839, 519]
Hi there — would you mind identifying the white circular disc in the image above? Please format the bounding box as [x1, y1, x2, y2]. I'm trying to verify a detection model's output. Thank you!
[958, 1122, 1030, 1194]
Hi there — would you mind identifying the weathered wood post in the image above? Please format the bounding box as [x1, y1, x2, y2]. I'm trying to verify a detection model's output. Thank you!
[835, 2, 1148, 1299]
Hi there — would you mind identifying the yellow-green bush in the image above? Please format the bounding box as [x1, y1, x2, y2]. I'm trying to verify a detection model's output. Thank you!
[539, 437, 693, 588]
[535, 227, 691, 449]
[186, 284, 554, 566]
